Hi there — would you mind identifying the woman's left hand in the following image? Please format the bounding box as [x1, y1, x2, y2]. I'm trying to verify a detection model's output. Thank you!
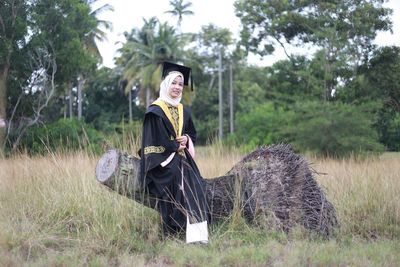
[176, 135, 188, 146]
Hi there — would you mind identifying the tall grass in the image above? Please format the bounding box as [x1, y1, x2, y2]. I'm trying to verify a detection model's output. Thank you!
[196, 140, 243, 178]
[0, 151, 160, 265]
[311, 154, 400, 239]
[0, 145, 399, 266]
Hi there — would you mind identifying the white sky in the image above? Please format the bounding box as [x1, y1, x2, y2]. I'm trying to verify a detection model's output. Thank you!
[95, 0, 400, 69]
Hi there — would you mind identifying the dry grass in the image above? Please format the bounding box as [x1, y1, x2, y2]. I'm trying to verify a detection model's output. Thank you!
[311, 154, 400, 238]
[195, 142, 243, 178]
[0, 151, 160, 265]
[0, 146, 399, 266]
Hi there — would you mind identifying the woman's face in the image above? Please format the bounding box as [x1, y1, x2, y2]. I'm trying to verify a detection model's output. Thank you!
[168, 76, 184, 99]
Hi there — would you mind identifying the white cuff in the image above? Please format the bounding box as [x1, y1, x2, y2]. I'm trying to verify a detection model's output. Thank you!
[160, 152, 175, 167]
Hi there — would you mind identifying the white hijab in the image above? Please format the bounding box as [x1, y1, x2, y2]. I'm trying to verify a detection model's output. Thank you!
[158, 71, 184, 106]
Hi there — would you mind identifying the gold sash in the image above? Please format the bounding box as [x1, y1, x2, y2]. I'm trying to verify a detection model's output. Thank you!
[152, 99, 183, 137]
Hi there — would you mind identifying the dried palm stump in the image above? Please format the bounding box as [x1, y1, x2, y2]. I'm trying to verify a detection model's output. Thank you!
[95, 144, 338, 237]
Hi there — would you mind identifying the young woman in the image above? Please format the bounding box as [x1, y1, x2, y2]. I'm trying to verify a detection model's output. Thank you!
[139, 64, 209, 244]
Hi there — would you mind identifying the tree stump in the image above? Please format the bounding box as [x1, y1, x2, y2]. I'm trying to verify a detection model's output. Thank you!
[95, 144, 338, 237]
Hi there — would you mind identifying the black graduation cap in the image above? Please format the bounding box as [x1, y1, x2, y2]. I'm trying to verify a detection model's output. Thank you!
[162, 61, 193, 90]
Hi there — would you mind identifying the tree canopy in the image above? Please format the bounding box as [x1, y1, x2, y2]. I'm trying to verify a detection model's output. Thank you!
[1, 0, 399, 157]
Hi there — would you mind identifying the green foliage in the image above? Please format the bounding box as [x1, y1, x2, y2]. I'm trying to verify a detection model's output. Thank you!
[165, 0, 194, 29]
[337, 46, 400, 151]
[231, 101, 384, 157]
[116, 17, 185, 105]
[105, 120, 143, 154]
[233, 66, 268, 112]
[3, 0, 103, 155]
[374, 108, 400, 151]
[285, 101, 385, 157]
[230, 102, 292, 150]
[264, 57, 326, 103]
[2, 0, 399, 156]
[235, 0, 393, 100]
[0, 1, 31, 151]
[0, 1, 29, 65]
[235, 0, 392, 58]
[83, 67, 145, 133]
[30, 0, 98, 82]
[7, 118, 104, 155]
[198, 24, 233, 51]
[191, 86, 219, 144]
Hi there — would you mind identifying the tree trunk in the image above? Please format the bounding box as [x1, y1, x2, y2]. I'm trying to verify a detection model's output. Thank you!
[324, 48, 335, 101]
[229, 63, 234, 134]
[0, 66, 9, 153]
[63, 95, 67, 119]
[146, 87, 151, 108]
[69, 86, 73, 119]
[129, 89, 132, 122]
[77, 75, 86, 120]
[95, 144, 338, 237]
[218, 49, 223, 139]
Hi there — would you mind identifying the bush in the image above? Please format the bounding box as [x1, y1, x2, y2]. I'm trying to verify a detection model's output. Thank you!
[7, 118, 104, 155]
[229, 102, 294, 150]
[231, 101, 385, 158]
[285, 101, 385, 157]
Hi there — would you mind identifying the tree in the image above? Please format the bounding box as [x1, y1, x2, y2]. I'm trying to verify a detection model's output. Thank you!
[337, 46, 400, 150]
[30, 0, 98, 119]
[264, 56, 324, 104]
[8, 44, 57, 151]
[84, 0, 114, 58]
[164, 0, 194, 33]
[2, 0, 100, 154]
[235, 0, 392, 100]
[0, 0, 29, 152]
[77, 0, 114, 120]
[196, 24, 233, 138]
[116, 18, 184, 107]
[83, 67, 144, 131]
[284, 101, 385, 157]
[232, 100, 384, 157]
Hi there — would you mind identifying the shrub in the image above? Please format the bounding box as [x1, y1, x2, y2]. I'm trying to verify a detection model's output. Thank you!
[229, 102, 294, 150]
[7, 118, 104, 155]
[283, 101, 385, 157]
[232, 101, 385, 157]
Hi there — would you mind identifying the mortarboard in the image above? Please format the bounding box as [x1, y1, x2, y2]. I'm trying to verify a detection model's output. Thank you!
[162, 61, 193, 90]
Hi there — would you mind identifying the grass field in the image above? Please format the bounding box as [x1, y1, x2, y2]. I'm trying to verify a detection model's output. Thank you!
[0, 145, 399, 266]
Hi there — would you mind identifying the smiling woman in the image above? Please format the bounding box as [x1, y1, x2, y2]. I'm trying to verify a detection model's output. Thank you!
[138, 62, 209, 244]
[168, 76, 184, 99]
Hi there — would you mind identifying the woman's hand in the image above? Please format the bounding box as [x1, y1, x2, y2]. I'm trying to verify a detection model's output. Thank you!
[177, 143, 186, 151]
[176, 135, 188, 147]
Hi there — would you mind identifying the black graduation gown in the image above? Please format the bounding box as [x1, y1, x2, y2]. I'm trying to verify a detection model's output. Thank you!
[139, 103, 208, 235]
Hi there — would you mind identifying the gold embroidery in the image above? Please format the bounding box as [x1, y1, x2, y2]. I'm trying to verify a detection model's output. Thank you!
[168, 105, 179, 135]
[144, 146, 165, 154]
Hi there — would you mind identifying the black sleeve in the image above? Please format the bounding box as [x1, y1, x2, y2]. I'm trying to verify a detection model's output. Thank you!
[140, 113, 180, 178]
[143, 113, 180, 153]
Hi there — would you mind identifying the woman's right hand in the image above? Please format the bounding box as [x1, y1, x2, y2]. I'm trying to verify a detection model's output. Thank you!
[177, 143, 186, 151]
[176, 135, 188, 146]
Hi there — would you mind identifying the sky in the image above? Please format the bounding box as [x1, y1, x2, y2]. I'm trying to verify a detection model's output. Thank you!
[95, 0, 400, 69]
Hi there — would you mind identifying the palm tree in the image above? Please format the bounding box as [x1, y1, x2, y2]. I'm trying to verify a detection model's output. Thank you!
[76, 0, 113, 120]
[164, 0, 194, 33]
[117, 18, 184, 107]
[84, 0, 114, 59]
